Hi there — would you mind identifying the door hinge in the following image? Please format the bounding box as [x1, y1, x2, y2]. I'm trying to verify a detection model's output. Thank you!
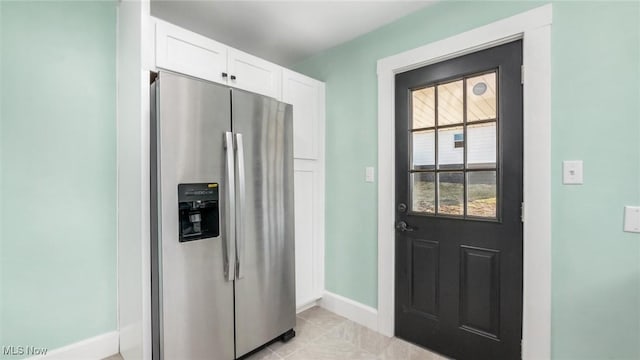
[521, 65, 525, 85]
[521, 202, 525, 223]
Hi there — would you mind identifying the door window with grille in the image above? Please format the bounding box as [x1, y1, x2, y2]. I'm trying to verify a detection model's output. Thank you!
[410, 71, 498, 219]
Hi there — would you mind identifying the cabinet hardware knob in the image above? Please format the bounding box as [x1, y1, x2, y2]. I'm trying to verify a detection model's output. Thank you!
[222, 72, 228, 78]
[230, 75, 237, 80]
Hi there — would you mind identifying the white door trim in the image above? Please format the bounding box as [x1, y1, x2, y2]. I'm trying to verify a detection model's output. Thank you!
[376, 5, 552, 359]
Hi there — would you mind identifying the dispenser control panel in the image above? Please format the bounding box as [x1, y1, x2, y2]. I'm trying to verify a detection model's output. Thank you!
[178, 183, 219, 242]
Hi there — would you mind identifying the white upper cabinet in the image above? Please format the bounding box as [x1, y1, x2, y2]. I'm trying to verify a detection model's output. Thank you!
[228, 48, 282, 100]
[155, 20, 228, 84]
[155, 19, 281, 100]
[282, 70, 324, 160]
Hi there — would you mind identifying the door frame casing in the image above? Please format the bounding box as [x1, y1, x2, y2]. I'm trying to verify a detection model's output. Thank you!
[376, 5, 552, 360]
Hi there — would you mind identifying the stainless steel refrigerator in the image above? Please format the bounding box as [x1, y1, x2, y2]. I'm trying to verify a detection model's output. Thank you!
[150, 71, 296, 360]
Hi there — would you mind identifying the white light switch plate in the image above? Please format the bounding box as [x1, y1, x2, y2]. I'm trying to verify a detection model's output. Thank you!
[624, 206, 640, 233]
[563, 160, 583, 184]
[365, 167, 375, 183]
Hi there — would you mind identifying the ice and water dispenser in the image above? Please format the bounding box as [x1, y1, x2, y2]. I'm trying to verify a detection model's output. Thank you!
[178, 183, 219, 242]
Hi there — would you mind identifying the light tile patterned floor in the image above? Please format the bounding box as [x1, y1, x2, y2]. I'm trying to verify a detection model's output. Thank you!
[247, 306, 447, 360]
[104, 306, 448, 360]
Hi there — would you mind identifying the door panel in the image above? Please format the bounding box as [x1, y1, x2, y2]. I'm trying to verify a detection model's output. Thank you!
[294, 169, 315, 307]
[155, 20, 228, 85]
[395, 40, 523, 360]
[410, 239, 439, 317]
[231, 89, 296, 357]
[282, 70, 321, 159]
[155, 72, 234, 360]
[459, 246, 500, 338]
[228, 48, 283, 99]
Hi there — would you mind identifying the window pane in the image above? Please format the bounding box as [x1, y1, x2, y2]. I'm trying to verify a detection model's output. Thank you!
[437, 80, 463, 125]
[412, 87, 435, 129]
[438, 172, 464, 215]
[467, 72, 497, 122]
[412, 130, 435, 170]
[467, 171, 497, 218]
[412, 172, 435, 213]
[467, 122, 496, 169]
[437, 126, 463, 170]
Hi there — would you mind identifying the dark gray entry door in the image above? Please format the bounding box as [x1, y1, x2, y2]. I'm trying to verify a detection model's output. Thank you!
[394, 40, 523, 360]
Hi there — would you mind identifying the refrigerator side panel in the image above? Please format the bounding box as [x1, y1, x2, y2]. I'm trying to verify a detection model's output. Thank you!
[232, 90, 296, 357]
[156, 71, 235, 360]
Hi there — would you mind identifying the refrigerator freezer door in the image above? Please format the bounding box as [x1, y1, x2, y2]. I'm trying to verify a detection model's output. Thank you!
[232, 90, 296, 357]
[154, 72, 235, 360]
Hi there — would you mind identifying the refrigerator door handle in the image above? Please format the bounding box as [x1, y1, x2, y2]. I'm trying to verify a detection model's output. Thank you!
[224, 132, 236, 281]
[235, 133, 246, 279]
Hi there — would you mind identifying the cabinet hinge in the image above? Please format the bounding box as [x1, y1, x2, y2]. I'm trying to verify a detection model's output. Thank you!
[521, 202, 525, 223]
[521, 65, 525, 85]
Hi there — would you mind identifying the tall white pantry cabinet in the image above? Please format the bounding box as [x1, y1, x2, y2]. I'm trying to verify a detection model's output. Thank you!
[153, 19, 325, 309]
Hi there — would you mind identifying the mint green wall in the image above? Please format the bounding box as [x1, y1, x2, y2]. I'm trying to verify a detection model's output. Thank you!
[0, 1, 117, 356]
[550, 3, 639, 358]
[295, 1, 640, 359]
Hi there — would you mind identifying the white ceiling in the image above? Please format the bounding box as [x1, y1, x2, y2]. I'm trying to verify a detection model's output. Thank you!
[150, 1, 435, 67]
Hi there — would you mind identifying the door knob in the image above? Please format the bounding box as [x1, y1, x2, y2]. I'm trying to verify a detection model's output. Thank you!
[396, 221, 415, 232]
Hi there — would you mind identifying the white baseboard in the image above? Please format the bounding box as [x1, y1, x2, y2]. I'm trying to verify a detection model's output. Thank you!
[320, 291, 379, 332]
[27, 331, 119, 360]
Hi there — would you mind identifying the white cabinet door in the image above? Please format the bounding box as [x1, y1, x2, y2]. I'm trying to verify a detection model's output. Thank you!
[228, 48, 282, 99]
[293, 158, 324, 309]
[286, 70, 325, 309]
[155, 20, 228, 85]
[282, 70, 324, 160]
[294, 168, 316, 307]
[155, 20, 284, 100]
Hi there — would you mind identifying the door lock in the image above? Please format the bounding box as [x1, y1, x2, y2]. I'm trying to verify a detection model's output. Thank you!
[396, 221, 415, 232]
[398, 203, 407, 213]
